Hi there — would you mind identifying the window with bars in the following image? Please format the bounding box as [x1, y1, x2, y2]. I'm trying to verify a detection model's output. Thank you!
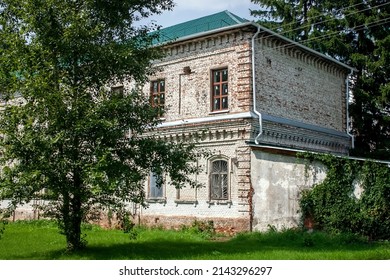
[210, 159, 229, 200]
[149, 172, 163, 198]
[211, 69, 228, 112]
[150, 80, 165, 115]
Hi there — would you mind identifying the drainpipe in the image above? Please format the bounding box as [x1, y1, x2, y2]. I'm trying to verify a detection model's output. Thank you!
[252, 25, 262, 144]
[248, 25, 262, 233]
[346, 69, 355, 149]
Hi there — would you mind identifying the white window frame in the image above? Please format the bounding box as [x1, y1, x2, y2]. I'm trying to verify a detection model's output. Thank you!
[149, 171, 164, 199]
[209, 158, 229, 200]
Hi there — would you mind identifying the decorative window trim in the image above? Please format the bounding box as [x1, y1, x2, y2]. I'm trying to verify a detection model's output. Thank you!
[206, 155, 232, 174]
[208, 156, 230, 201]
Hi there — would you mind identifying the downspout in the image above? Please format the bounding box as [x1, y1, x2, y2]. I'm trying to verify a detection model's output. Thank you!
[252, 25, 262, 144]
[346, 69, 355, 149]
[248, 25, 262, 232]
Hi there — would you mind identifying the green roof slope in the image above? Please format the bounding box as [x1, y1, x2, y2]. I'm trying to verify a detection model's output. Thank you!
[154, 10, 249, 44]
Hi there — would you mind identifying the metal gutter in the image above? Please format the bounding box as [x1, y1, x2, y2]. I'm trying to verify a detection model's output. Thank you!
[251, 25, 263, 144]
[157, 111, 256, 128]
[157, 111, 349, 139]
[249, 143, 390, 165]
[262, 114, 349, 138]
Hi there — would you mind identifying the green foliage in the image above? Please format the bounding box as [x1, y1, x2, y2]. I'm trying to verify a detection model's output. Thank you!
[0, 0, 204, 251]
[0, 219, 7, 240]
[0, 208, 11, 240]
[303, 235, 314, 247]
[180, 220, 216, 239]
[115, 209, 139, 240]
[299, 153, 390, 240]
[251, 0, 390, 159]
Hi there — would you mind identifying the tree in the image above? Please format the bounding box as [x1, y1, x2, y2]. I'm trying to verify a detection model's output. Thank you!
[251, 0, 390, 159]
[0, 0, 203, 251]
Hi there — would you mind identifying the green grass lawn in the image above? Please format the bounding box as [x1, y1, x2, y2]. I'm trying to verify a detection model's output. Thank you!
[0, 220, 389, 260]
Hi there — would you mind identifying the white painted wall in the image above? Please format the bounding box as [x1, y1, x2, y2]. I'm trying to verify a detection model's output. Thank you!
[251, 150, 326, 231]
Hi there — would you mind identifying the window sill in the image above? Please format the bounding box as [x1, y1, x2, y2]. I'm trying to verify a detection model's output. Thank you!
[175, 200, 198, 206]
[146, 198, 166, 204]
[209, 110, 230, 115]
[207, 200, 232, 207]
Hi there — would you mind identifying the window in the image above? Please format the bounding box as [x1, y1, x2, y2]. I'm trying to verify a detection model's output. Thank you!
[210, 159, 228, 200]
[150, 80, 165, 115]
[211, 69, 228, 111]
[111, 85, 124, 96]
[149, 172, 163, 198]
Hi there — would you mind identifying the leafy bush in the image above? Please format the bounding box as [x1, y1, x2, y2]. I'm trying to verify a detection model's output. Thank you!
[181, 220, 215, 239]
[0, 220, 7, 240]
[299, 154, 390, 240]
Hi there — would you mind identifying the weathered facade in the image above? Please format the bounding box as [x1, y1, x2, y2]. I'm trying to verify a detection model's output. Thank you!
[3, 11, 354, 232]
[132, 11, 354, 233]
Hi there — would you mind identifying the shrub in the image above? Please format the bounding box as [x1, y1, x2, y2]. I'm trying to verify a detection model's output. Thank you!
[181, 220, 215, 239]
[299, 154, 390, 241]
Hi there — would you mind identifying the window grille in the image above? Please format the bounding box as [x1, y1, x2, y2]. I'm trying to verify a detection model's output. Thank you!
[210, 160, 228, 200]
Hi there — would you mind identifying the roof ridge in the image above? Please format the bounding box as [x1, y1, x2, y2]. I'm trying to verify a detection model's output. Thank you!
[153, 10, 249, 45]
[161, 10, 226, 29]
[224, 10, 244, 24]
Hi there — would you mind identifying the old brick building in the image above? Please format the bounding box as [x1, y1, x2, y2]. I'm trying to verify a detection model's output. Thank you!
[128, 11, 355, 232]
[2, 11, 354, 231]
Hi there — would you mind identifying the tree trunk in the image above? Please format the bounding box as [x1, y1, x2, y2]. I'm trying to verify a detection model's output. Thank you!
[62, 167, 85, 251]
[66, 195, 84, 251]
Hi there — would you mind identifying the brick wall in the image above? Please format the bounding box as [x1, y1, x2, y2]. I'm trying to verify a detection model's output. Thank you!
[139, 118, 253, 232]
[136, 26, 351, 232]
[145, 29, 255, 121]
[254, 35, 347, 132]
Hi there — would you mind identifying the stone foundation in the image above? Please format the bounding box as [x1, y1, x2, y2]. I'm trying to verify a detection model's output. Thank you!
[138, 215, 250, 235]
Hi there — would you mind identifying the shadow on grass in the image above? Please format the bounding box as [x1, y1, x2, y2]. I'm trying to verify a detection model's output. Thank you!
[8, 231, 388, 260]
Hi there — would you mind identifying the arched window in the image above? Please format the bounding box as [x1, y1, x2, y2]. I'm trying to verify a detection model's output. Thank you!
[210, 159, 228, 200]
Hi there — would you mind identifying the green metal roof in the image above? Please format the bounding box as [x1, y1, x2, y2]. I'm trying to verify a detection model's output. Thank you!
[153, 10, 249, 45]
[150, 10, 355, 72]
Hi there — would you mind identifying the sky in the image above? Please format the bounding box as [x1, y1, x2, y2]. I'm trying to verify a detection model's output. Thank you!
[140, 0, 260, 28]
